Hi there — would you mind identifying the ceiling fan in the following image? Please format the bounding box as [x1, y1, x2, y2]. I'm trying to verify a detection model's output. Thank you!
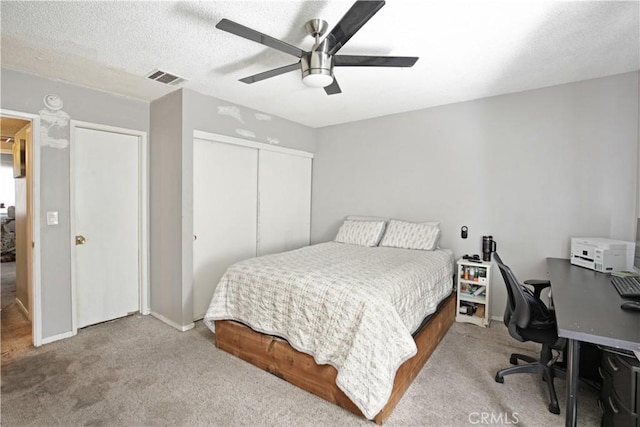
[216, 0, 419, 95]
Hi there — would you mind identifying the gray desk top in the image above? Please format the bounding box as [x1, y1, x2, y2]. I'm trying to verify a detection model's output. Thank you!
[547, 258, 640, 352]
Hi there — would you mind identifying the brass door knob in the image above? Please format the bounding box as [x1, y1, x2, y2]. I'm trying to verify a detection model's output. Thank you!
[75, 235, 87, 245]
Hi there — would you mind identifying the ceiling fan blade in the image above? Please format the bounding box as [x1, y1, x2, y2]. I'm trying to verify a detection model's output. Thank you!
[239, 62, 301, 84]
[324, 78, 342, 95]
[324, 1, 385, 56]
[216, 19, 305, 58]
[335, 55, 419, 67]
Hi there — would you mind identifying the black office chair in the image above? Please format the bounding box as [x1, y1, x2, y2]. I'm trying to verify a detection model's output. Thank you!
[493, 253, 565, 415]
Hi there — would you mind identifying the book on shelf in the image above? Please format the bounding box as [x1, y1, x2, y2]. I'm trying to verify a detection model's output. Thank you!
[460, 283, 486, 297]
[472, 286, 486, 297]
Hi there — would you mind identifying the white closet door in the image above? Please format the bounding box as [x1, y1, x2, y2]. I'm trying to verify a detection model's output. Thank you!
[258, 150, 312, 256]
[193, 139, 258, 320]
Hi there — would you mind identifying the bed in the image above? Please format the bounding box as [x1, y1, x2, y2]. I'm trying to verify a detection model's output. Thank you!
[203, 219, 455, 423]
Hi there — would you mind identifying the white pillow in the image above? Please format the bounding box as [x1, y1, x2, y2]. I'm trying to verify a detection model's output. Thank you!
[334, 220, 386, 247]
[379, 219, 440, 251]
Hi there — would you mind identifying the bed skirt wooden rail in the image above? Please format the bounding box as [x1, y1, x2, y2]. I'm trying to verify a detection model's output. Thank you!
[214, 292, 456, 424]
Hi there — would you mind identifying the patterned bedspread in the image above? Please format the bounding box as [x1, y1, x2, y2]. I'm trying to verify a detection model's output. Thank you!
[203, 242, 453, 419]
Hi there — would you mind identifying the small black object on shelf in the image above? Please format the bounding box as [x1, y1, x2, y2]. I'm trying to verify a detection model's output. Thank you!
[482, 236, 497, 261]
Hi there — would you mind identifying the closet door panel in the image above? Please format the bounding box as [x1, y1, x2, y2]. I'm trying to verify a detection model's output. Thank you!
[193, 138, 258, 320]
[258, 150, 311, 256]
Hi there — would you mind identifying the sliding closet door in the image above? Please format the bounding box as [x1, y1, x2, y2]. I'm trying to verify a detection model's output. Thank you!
[193, 139, 258, 320]
[257, 150, 312, 256]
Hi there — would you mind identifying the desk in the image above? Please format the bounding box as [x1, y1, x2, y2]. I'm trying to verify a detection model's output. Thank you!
[546, 258, 640, 427]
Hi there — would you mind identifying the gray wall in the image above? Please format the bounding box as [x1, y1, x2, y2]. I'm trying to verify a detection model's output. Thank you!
[1, 68, 150, 339]
[149, 91, 183, 326]
[312, 72, 640, 318]
[149, 88, 316, 328]
[182, 89, 316, 153]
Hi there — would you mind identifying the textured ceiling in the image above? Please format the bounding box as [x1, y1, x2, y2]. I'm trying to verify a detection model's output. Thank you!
[1, 1, 638, 128]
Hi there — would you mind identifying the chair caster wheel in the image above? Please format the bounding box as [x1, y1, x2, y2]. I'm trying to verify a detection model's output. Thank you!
[495, 374, 504, 383]
[509, 355, 518, 365]
[549, 403, 560, 415]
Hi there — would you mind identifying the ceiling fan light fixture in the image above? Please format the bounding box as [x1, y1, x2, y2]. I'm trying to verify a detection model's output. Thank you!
[302, 71, 333, 88]
[301, 45, 334, 88]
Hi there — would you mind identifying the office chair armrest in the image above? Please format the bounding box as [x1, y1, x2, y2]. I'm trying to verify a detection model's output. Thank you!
[524, 279, 551, 298]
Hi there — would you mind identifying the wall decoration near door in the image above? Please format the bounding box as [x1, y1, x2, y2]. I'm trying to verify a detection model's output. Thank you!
[73, 126, 140, 328]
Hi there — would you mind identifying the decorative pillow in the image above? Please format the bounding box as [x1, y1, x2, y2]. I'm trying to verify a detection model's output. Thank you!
[334, 220, 386, 247]
[379, 219, 440, 250]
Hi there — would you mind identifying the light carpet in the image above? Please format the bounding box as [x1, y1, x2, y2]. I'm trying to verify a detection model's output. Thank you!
[1, 314, 601, 426]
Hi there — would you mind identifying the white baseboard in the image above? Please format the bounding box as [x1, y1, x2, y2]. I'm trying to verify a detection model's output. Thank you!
[15, 298, 30, 320]
[491, 315, 504, 323]
[41, 330, 74, 345]
[40, 312, 192, 345]
[150, 311, 194, 332]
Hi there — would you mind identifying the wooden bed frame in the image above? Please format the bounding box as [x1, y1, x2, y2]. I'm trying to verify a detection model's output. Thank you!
[214, 292, 456, 424]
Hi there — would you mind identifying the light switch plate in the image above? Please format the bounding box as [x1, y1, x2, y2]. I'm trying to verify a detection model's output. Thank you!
[46, 211, 58, 225]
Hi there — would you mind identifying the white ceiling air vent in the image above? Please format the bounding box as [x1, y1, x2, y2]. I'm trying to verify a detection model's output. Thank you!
[146, 69, 186, 85]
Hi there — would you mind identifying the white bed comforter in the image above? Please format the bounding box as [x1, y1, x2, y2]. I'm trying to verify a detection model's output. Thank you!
[203, 242, 453, 419]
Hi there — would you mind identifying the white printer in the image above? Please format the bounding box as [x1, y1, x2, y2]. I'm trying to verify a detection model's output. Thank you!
[570, 237, 634, 272]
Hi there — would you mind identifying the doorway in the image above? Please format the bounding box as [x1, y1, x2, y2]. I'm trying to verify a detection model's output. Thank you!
[1, 116, 33, 363]
[70, 121, 149, 332]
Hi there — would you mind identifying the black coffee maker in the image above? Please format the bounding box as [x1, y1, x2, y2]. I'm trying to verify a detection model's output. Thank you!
[482, 236, 497, 261]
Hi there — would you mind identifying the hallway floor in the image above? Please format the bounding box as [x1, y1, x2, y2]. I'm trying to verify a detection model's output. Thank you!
[1, 261, 32, 365]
